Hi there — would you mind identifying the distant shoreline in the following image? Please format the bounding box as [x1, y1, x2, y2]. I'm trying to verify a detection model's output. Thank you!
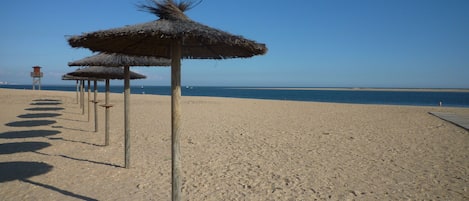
[228, 87, 469, 93]
[2, 84, 468, 93]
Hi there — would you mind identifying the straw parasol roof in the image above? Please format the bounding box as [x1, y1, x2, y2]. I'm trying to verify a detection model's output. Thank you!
[68, 53, 171, 67]
[66, 66, 146, 147]
[68, 0, 267, 59]
[67, 66, 146, 80]
[61, 74, 78, 80]
[62, 74, 103, 81]
[68, 53, 168, 165]
[67, 1, 267, 200]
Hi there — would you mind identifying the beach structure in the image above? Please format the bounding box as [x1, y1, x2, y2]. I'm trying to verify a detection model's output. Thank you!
[67, 1, 267, 200]
[67, 66, 147, 149]
[62, 74, 103, 128]
[61, 75, 81, 104]
[30, 66, 43, 90]
[68, 53, 170, 161]
[62, 74, 87, 114]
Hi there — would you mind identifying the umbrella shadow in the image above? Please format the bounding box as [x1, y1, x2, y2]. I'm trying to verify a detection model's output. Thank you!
[51, 125, 90, 132]
[0, 129, 101, 149]
[55, 117, 87, 122]
[30, 102, 62, 106]
[61, 110, 82, 115]
[0, 161, 52, 182]
[33, 99, 61, 102]
[47, 137, 102, 147]
[57, 154, 121, 168]
[17, 113, 62, 119]
[25, 107, 64, 111]
[0, 130, 60, 139]
[5, 120, 56, 127]
[0, 161, 97, 200]
[34, 151, 120, 168]
[21, 179, 98, 201]
[0, 142, 51, 155]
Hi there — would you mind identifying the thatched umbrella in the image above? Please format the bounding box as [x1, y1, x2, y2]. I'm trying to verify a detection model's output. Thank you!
[68, 53, 170, 164]
[68, 1, 267, 200]
[62, 74, 95, 115]
[68, 52, 170, 67]
[63, 74, 100, 131]
[62, 75, 81, 104]
[67, 66, 146, 151]
[63, 73, 104, 125]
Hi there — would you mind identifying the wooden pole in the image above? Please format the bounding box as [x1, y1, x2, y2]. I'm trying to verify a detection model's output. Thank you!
[76, 80, 79, 104]
[79, 80, 82, 108]
[105, 79, 110, 146]
[81, 80, 85, 115]
[87, 80, 91, 122]
[124, 66, 131, 168]
[171, 40, 182, 201]
[94, 80, 98, 132]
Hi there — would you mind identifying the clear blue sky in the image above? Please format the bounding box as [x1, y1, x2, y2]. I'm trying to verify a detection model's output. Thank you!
[1, 0, 468, 88]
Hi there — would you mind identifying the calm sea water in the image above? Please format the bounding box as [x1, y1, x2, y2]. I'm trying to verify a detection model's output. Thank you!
[2, 85, 469, 107]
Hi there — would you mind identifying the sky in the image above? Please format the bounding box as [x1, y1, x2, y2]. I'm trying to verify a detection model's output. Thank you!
[0, 0, 468, 88]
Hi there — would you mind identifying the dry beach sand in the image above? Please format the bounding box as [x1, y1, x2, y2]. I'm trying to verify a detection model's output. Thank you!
[0, 88, 468, 200]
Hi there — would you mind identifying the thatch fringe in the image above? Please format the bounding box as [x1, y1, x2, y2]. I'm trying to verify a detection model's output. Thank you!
[67, 67, 146, 80]
[62, 74, 104, 81]
[139, 0, 202, 20]
[68, 0, 267, 59]
[68, 53, 170, 67]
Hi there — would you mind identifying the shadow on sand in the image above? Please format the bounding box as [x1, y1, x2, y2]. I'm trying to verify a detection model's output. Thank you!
[51, 125, 90, 132]
[25, 107, 64, 111]
[21, 179, 98, 201]
[61, 110, 83, 115]
[55, 117, 87, 122]
[0, 130, 61, 139]
[30, 102, 62, 106]
[0, 161, 97, 200]
[17, 113, 62, 119]
[58, 154, 121, 168]
[0, 141, 51, 155]
[32, 99, 61, 102]
[0, 161, 52, 182]
[0, 130, 101, 146]
[47, 137, 102, 147]
[33, 150, 121, 168]
[5, 120, 57, 127]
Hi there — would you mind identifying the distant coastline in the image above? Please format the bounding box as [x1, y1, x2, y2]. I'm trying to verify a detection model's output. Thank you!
[2, 84, 468, 93]
[1, 85, 468, 108]
[229, 87, 469, 93]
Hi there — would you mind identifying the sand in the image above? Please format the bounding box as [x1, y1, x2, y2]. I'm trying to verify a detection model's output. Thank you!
[0, 88, 468, 200]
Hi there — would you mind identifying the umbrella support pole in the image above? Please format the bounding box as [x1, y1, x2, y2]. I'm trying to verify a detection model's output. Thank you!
[80, 80, 83, 109]
[105, 79, 110, 146]
[93, 80, 98, 132]
[76, 80, 79, 104]
[87, 80, 91, 122]
[124, 66, 131, 168]
[171, 40, 182, 201]
[81, 80, 85, 114]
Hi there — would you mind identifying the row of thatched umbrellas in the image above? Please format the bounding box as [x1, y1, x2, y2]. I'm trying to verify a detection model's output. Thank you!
[64, 0, 266, 200]
[63, 65, 150, 146]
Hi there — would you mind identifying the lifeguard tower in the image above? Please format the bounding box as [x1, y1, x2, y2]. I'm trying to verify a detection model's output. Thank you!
[31, 66, 43, 90]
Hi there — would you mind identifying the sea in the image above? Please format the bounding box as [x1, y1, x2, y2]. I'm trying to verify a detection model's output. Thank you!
[2, 85, 469, 108]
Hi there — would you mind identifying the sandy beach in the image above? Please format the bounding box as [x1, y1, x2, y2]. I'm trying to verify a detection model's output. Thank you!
[0, 88, 468, 200]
